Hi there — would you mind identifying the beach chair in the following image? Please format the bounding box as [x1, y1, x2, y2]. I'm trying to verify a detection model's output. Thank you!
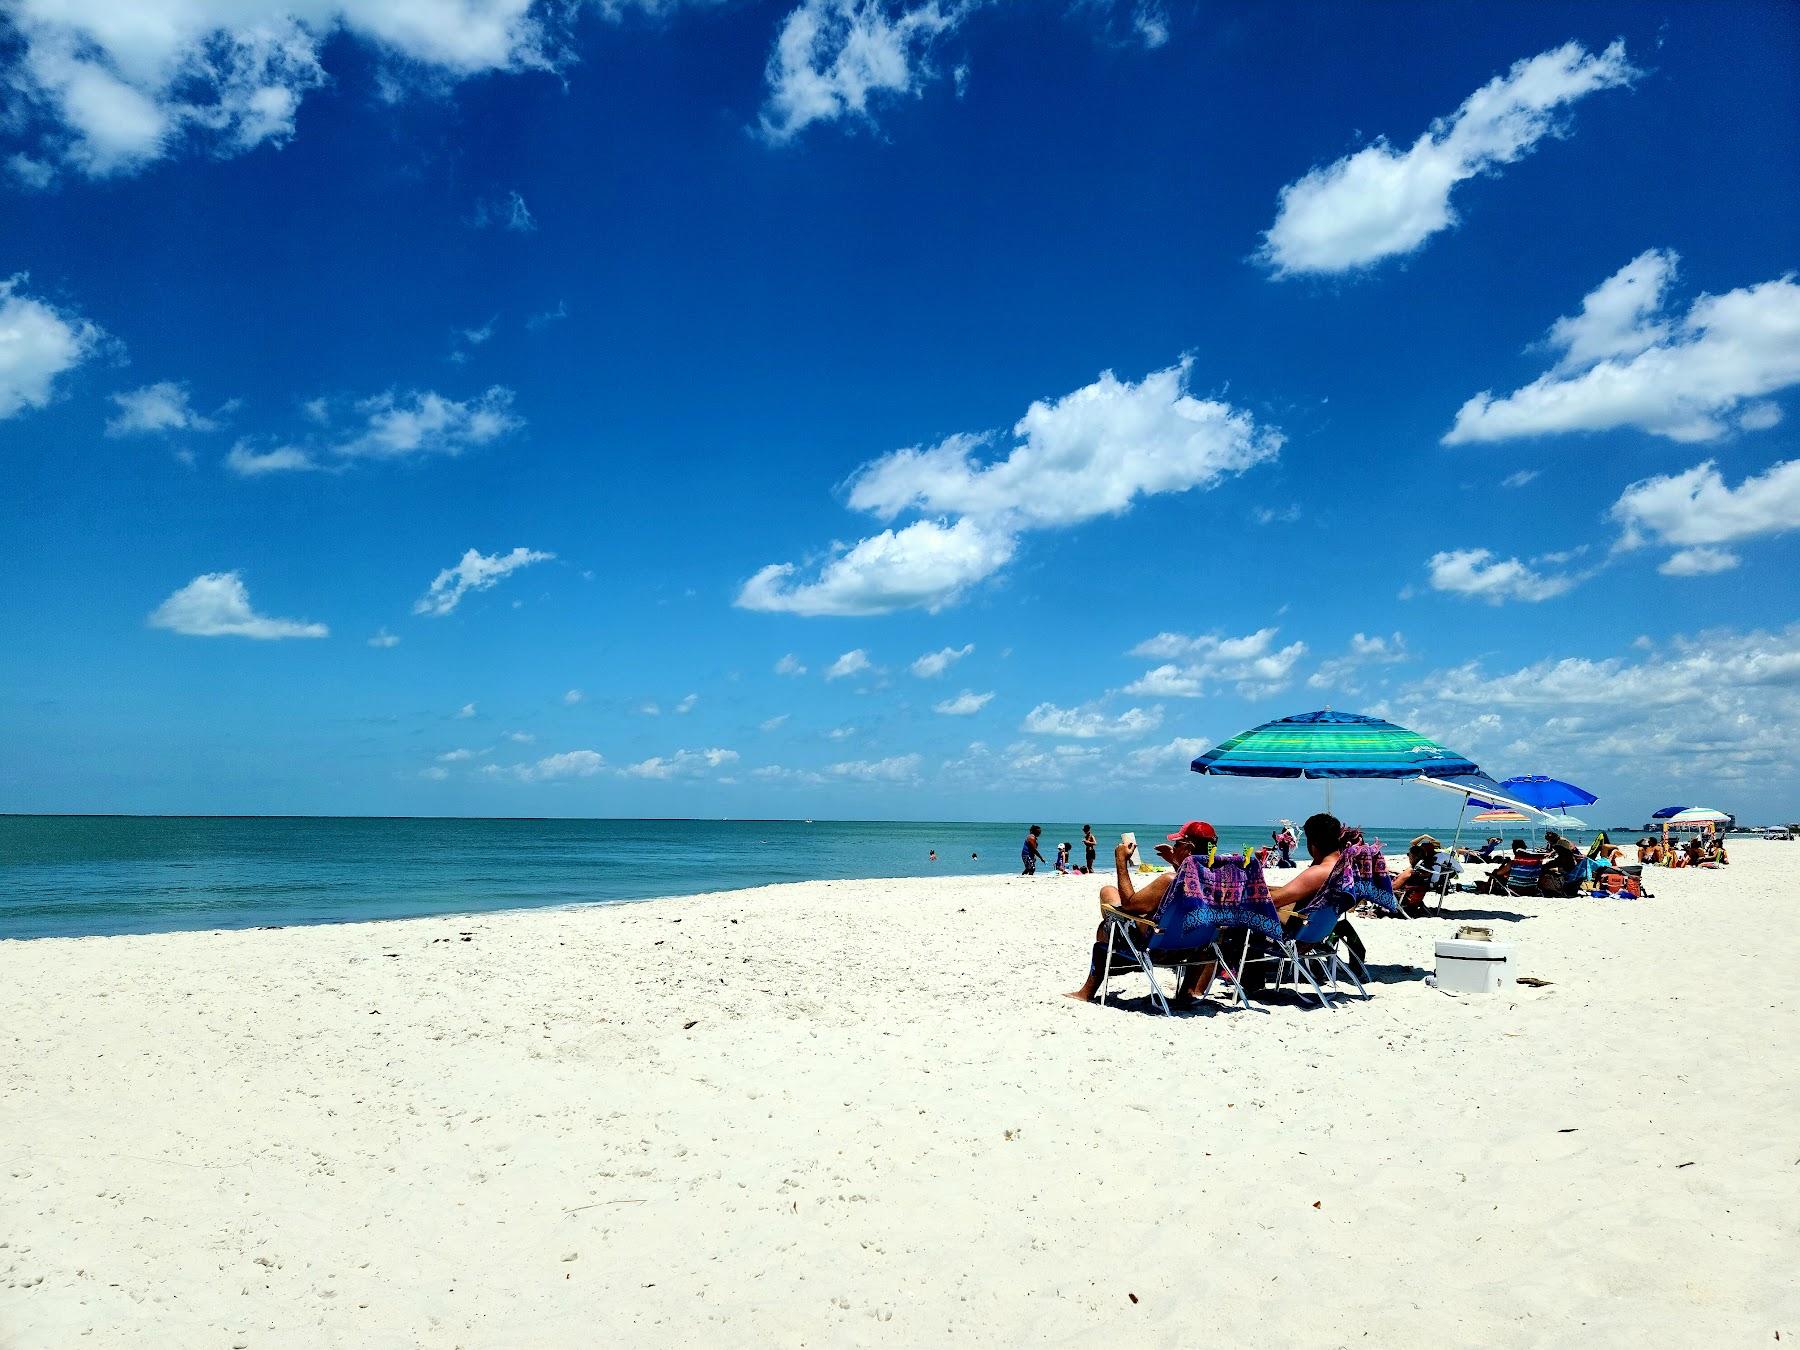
[1230, 846, 1384, 1008]
[1238, 896, 1369, 1009]
[1097, 858, 1276, 1017]
[1424, 853, 1463, 911]
[1497, 853, 1545, 897]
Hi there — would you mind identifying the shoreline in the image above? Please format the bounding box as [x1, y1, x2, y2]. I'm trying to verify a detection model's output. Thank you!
[4, 842, 1795, 1346]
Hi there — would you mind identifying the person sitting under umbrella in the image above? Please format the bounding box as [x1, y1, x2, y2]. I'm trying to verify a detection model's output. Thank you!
[1063, 821, 1218, 1003]
[1540, 831, 1583, 897]
[1394, 833, 1459, 914]
[1264, 812, 1352, 919]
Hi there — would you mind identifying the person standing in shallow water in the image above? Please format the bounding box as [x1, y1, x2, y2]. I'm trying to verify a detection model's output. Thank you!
[1082, 825, 1097, 874]
[1021, 825, 1046, 875]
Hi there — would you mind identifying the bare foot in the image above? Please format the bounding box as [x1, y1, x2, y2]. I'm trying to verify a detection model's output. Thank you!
[1063, 989, 1096, 1002]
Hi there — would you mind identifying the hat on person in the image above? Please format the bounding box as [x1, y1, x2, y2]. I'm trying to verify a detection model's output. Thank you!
[1411, 833, 1440, 849]
[1166, 821, 1218, 846]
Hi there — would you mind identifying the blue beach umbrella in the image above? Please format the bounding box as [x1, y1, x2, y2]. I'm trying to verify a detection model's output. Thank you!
[1651, 805, 1689, 819]
[1496, 775, 1599, 816]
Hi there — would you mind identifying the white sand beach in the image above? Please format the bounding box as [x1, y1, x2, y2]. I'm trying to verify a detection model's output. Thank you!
[3, 842, 1797, 1348]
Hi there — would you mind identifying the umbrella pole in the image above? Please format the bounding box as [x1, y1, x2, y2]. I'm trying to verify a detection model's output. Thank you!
[1449, 795, 1469, 857]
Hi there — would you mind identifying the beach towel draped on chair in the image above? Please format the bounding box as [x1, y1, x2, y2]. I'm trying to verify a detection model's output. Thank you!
[1238, 846, 1383, 1008]
[1097, 856, 1279, 1016]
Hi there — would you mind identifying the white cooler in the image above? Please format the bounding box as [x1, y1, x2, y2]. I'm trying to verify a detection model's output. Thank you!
[1434, 938, 1515, 993]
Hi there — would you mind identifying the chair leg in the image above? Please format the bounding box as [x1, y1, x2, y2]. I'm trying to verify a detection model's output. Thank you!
[1330, 947, 1370, 1000]
[1292, 945, 1335, 1009]
[1119, 927, 1171, 1017]
[1211, 942, 1268, 1013]
[1098, 924, 1117, 1006]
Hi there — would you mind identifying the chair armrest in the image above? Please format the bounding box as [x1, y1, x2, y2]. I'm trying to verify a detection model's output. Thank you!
[1101, 905, 1159, 932]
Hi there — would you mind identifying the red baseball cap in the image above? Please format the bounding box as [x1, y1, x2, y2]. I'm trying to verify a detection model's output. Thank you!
[1166, 821, 1218, 845]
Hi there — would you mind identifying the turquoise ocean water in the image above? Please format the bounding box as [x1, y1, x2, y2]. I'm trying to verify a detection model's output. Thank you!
[0, 816, 1451, 941]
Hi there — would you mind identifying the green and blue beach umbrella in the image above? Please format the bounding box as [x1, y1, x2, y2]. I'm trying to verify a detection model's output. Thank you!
[1191, 708, 1481, 780]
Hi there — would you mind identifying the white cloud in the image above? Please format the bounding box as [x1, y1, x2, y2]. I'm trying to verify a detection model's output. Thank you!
[367, 627, 400, 648]
[1425, 548, 1576, 603]
[825, 648, 873, 680]
[847, 360, 1280, 527]
[774, 653, 807, 676]
[738, 517, 1016, 617]
[1124, 735, 1209, 776]
[1259, 40, 1637, 277]
[337, 386, 522, 459]
[221, 386, 523, 474]
[508, 749, 606, 782]
[1658, 547, 1739, 577]
[996, 741, 1105, 784]
[828, 753, 922, 783]
[105, 380, 217, 436]
[456, 702, 477, 718]
[437, 748, 475, 762]
[526, 300, 568, 332]
[147, 570, 327, 639]
[1501, 469, 1540, 489]
[413, 545, 554, 617]
[1609, 459, 1800, 576]
[1307, 631, 1407, 690]
[738, 359, 1279, 616]
[0, 275, 103, 419]
[1543, 247, 1676, 372]
[0, 2, 595, 179]
[758, 0, 958, 143]
[760, 714, 790, 731]
[673, 692, 698, 714]
[1445, 252, 1800, 444]
[1432, 633, 1800, 712]
[933, 689, 993, 715]
[911, 643, 972, 677]
[420, 765, 449, 781]
[1390, 624, 1800, 782]
[1022, 702, 1161, 739]
[505, 730, 534, 743]
[827, 725, 858, 740]
[225, 441, 319, 476]
[640, 702, 661, 716]
[750, 763, 826, 785]
[621, 747, 739, 779]
[563, 688, 584, 705]
[471, 190, 536, 232]
[1124, 627, 1307, 697]
[1128, 3, 1168, 49]
[1739, 402, 1783, 432]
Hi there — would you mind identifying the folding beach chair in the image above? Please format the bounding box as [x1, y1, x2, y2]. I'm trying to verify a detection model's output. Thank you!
[1425, 852, 1463, 912]
[1498, 853, 1545, 896]
[1097, 858, 1275, 1017]
[1238, 897, 1370, 1009]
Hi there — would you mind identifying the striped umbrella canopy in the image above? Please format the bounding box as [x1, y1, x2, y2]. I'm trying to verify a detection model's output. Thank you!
[1191, 709, 1480, 780]
[1473, 808, 1532, 823]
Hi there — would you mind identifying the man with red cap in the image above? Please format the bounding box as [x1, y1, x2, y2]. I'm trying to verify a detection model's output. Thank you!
[1063, 821, 1217, 1003]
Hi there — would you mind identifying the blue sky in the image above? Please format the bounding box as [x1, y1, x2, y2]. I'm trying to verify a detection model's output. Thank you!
[2, 0, 1797, 825]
